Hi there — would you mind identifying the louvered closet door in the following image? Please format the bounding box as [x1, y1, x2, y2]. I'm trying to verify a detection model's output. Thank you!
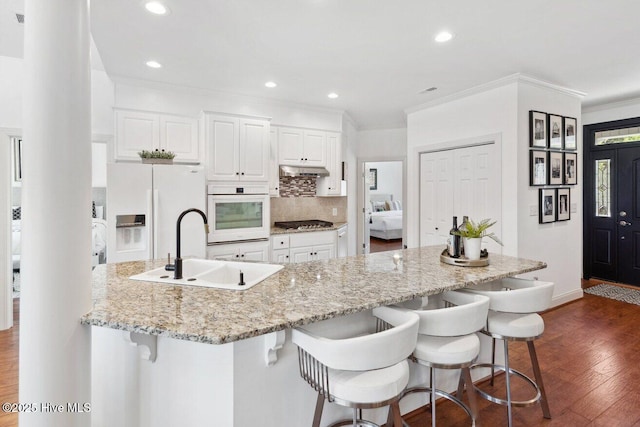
[420, 143, 501, 252]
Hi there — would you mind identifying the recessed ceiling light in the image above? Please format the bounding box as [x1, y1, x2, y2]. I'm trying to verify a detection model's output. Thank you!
[327, 92, 339, 99]
[146, 60, 162, 69]
[265, 81, 277, 88]
[145, 1, 169, 15]
[434, 31, 454, 43]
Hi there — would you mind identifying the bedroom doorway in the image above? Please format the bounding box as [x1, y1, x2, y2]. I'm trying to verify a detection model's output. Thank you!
[363, 160, 404, 254]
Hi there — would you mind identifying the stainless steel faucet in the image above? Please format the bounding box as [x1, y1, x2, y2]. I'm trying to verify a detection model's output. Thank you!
[169, 208, 209, 280]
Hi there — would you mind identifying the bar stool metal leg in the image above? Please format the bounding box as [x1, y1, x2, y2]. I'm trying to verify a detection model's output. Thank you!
[527, 341, 551, 419]
[504, 340, 513, 427]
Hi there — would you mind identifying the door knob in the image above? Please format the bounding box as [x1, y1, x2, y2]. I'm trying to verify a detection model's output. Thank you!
[619, 220, 632, 226]
[620, 211, 627, 217]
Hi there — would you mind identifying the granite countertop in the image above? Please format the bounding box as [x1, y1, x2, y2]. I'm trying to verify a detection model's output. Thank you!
[81, 246, 546, 345]
[270, 222, 347, 235]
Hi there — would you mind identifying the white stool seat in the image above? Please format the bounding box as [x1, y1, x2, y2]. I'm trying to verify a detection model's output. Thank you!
[488, 311, 545, 338]
[391, 290, 490, 426]
[414, 334, 480, 366]
[330, 360, 410, 403]
[292, 306, 419, 427]
[463, 277, 554, 427]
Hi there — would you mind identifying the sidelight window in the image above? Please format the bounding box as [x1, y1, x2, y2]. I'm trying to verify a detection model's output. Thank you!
[595, 159, 611, 217]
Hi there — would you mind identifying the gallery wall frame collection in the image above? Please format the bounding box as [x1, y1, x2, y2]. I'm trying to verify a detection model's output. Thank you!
[529, 110, 578, 223]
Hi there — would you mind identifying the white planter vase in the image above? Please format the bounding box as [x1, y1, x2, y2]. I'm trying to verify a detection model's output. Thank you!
[463, 237, 482, 260]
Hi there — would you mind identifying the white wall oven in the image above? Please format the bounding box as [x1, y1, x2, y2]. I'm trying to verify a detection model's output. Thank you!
[207, 183, 270, 243]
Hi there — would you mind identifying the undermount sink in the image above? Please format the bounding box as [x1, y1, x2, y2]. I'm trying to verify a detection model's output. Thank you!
[130, 259, 284, 290]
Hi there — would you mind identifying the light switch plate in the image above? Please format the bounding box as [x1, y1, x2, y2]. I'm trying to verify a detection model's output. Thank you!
[530, 205, 538, 216]
[571, 203, 577, 213]
[332, 208, 338, 216]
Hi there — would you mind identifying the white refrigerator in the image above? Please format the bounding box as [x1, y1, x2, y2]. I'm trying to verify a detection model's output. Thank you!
[107, 163, 207, 263]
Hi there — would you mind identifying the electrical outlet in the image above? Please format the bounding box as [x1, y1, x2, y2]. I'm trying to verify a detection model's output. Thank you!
[529, 205, 537, 216]
[332, 208, 338, 216]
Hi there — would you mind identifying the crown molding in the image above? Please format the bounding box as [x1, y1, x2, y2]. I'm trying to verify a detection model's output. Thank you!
[405, 73, 586, 115]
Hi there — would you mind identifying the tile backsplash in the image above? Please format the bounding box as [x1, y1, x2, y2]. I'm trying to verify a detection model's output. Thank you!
[278, 176, 316, 197]
[271, 196, 347, 223]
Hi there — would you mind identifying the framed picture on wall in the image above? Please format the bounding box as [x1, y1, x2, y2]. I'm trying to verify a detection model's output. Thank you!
[564, 117, 577, 150]
[556, 188, 571, 221]
[548, 114, 563, 149]
[530, 150, 547, 186]
[529, 111, 547, 148]
[368, 168, 377, 190]
[539, 188, 556, 224]
[548, 151, 564, 185]
[564, 152, 578, 185]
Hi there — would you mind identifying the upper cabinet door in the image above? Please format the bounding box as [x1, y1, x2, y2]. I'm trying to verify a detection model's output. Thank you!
[206, 115, 240, 181]
[115, 110, 159, 160]
[160, 115, 199, 163]
[302, 130, 326, 166]
[239, 118, 270, 181]
[278, 127, 304, 165]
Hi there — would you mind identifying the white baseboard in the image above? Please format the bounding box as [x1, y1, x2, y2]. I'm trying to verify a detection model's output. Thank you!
[551, 288, 584, 308]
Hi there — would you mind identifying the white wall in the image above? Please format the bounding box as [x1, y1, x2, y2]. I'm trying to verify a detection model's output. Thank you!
[406, 82, 518, 253]
[516, 82, 583, 305]
[406, 75, 583, 306]
[582, 97, 640, 125]
[357, 128, 407, 158]
[0, 56, 114, 132]
[114, 80, 343, 132]
[342, 116, 359, 256]
[367, 161, 402, 202]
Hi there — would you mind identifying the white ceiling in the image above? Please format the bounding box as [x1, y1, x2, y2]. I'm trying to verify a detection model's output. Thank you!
[4, 1, 640, 129]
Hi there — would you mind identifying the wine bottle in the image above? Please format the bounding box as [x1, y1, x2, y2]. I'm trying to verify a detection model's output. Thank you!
[448, 216, 461, 258]
[458, 216, 469, 256]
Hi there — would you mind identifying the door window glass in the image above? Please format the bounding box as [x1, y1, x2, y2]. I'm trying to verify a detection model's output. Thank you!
[595, 127, 640, 146]
[595, 159, 611, 217]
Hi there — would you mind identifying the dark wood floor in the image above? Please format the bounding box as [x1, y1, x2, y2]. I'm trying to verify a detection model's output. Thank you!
[2, 281, 640, 426]
[370, 237, 403, 253]
[405, 279, 640, 427]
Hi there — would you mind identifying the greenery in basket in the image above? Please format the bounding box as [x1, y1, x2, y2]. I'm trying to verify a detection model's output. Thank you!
[138, 149, 176, 160]
[453, 218, 503, 246]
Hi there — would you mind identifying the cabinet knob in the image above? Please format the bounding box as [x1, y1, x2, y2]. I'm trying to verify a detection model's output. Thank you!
[280, 242, 284, 245]
[236, 172, 239, 175]
[235, 254, 239, 257]
[241, 172, 245, 175]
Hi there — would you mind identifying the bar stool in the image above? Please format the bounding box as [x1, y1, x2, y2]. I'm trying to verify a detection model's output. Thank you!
[392, 290, 490, 427]
[292, 306, 420, 427]
[463, 277, 554, 427]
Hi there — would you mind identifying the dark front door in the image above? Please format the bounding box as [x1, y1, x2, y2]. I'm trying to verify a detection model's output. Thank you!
[617, 146, 640, 285]
[585, 118, 640, 286]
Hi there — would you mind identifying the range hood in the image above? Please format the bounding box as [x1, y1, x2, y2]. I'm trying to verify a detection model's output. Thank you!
[279, 165, 330, 177]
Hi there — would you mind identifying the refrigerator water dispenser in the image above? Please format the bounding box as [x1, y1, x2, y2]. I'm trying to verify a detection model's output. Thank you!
[115, 214, 147, 252]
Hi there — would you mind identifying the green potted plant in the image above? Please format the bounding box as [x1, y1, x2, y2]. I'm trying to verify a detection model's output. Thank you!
[138, 149, 176, 164]
[453, 218, 503, 260]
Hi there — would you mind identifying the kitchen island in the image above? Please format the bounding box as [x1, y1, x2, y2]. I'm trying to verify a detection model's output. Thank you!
[83, 246, 545, 427]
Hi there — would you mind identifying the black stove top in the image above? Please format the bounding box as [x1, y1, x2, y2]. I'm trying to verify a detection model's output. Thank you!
[274, 219, 334, 230]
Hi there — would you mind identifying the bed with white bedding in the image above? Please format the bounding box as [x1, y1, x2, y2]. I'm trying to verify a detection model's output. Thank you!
[368, 194, 403, 240]
[12, 206, 107, 270]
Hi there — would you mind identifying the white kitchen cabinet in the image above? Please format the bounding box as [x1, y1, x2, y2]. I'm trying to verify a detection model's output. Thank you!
[115, 109, 200, 163]
[272, 248, 290, 264]
[206, 240, 270, 262]
[269, 128, 280, 196]
[316, 131, 345, 196]
[277, 127, 326, 167]
[205, 113, 270, 181]
[160, 114, 200, 162]
[272, 230, 337, 263]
